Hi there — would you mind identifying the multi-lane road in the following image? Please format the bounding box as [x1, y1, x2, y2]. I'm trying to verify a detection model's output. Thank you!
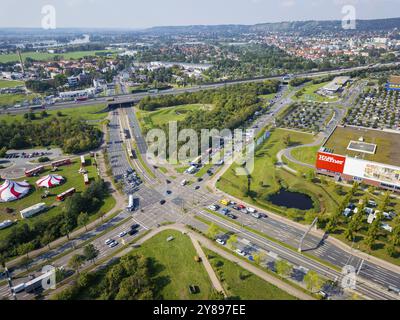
[2, 71, 400, 300]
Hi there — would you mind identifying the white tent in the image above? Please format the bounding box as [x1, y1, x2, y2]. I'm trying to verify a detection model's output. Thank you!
[0, 180, 31, 202]
[36, 174, 65, 188]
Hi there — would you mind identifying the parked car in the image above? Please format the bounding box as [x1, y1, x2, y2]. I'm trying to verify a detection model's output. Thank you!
[216, 238, 226, 245]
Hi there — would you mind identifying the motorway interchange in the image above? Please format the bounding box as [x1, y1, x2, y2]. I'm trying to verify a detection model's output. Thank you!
[1, 77, 400, 301]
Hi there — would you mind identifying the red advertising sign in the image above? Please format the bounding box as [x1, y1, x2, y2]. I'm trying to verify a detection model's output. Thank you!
[316, 152, 346, 173]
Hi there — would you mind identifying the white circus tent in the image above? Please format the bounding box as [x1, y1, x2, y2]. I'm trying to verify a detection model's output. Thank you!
[0, 180, 31, 202]
[36, 174, 65, 188]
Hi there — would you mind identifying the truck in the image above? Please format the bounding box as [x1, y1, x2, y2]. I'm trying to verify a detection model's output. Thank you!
[126, 194, 139, 212]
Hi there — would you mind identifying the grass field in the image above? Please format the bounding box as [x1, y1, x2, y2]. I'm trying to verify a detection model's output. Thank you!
[0, 160, 116, 241]
[203, 247, 296, 300]
[0, 80, 25, 89]
[291, 144, 322, 166]
[136, 104, 211, 132]
[133, 230, 215, 299]
[217, 128, 347, 220]
[0, 104, 108, 126]
[0, 93, 40, 107]
[0, 50, 115, 64]
[293, 82, 338, 103]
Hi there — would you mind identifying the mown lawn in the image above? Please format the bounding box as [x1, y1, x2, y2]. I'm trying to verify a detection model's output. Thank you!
[217, 128, 347, 219]
[0, 159, 116, 241]
[136, 104, 211, 131]
[0, 104, 108, 126]
[203, 248, 296, 300]
[293, 82, 338, 102]
[133, 230, 215, 300]
[290, 144, 322, 166]
[0, 93, 41, 107]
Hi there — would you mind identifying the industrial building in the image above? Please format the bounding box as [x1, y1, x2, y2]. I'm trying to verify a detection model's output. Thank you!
[316, 126, 400, 192]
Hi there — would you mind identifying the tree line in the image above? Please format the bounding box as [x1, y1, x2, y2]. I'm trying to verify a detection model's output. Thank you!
[0, 117, 102, 154]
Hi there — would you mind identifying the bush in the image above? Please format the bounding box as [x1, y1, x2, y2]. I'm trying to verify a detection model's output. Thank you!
[38, 156, 50, 163]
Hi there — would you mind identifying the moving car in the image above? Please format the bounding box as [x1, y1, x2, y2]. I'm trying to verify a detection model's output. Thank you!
[216, 238, 226, 245]
[104, 239, 114, 246]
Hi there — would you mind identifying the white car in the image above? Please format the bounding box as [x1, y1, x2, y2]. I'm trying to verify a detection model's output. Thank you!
[216, 238, 226, 245]
[119, 231, 127, 238]
[247, 207, 257, 213]
[251, 212, 261, 219]
[108, 241, 119, 248]
[104, 239, 114, 246]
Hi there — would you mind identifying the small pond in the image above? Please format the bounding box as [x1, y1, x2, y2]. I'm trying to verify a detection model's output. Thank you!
[268, 188, 314, 210]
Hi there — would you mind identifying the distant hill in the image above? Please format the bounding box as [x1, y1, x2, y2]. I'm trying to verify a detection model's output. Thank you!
[145, 17, 400, 35]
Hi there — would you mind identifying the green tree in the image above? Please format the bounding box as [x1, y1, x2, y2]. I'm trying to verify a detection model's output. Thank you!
[304, 270, 323, 293]
[77, 212, 90, 231]
[226, 235, 238, 250]
[206, 223, 219, 239]
[17, 242, 35, 258]
[68, 254, 85, 275]
[83, 244, 99, 264]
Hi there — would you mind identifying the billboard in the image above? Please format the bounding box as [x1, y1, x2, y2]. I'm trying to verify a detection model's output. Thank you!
[316, 152, 346, 173]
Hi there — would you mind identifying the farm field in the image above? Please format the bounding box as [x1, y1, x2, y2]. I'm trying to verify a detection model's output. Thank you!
[0, 50, 116, 64]
[203, 248, 296, 300]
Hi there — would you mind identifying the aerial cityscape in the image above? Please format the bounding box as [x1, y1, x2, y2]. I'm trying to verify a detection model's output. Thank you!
[0, 0, 400, 309]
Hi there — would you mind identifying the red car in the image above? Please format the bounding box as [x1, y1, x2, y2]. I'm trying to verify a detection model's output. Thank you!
[238, 204, 246, 210]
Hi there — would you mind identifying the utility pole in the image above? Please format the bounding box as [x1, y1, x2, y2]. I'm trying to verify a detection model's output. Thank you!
[298, 217, 318, 252]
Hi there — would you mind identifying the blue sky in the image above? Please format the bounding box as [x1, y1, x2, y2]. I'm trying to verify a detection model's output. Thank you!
[1, 0, 399, 28]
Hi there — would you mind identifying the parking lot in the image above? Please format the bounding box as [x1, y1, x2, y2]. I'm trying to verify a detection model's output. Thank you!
[344, 88, 400, 130]
[278, 101, 333, 132]
[0, 147, 63, 179]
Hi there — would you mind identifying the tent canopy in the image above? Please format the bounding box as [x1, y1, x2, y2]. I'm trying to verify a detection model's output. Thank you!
[36, 174, 65, 188]
[0, 180, 30, 202]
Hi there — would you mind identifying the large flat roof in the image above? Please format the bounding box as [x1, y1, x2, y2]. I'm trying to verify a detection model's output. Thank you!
[323, 126, 400, 167]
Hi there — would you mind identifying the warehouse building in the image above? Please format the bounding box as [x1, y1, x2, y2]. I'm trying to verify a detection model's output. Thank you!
[316, 126, 400, 192]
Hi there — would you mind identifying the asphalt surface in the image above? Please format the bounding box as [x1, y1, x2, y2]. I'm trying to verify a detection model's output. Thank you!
[2, 78, 400, 300]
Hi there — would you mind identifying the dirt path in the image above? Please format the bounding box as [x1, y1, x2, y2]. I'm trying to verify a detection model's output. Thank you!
[190, 237, 227, 297]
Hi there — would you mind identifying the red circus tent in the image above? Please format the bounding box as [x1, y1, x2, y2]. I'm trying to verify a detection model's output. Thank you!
[36, 174, 65, 188]
[0, 180, 31, 202]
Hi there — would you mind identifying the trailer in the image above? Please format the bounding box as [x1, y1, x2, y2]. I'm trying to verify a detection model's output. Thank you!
[83, 173, 90, 185]
[25, 165, 44, 177]
[20, 203, 47, 219]
[52, 159, 71, 168]
[80, 155, 86, 167]
[0, 220, 13, 230]
[56, 188, 76, 201]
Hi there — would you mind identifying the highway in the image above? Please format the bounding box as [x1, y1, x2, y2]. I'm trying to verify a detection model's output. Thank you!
[4, 62, 400, 116]
[2, 70, 400, 300]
